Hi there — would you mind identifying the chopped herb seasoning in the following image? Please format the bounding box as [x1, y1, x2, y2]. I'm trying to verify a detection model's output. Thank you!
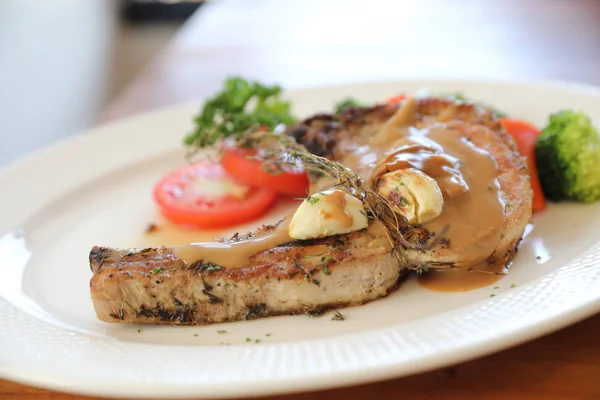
[312, 279, 320, 286]
[322, 266, 330, 276]
[493, 286, 499, 289]
[307, 308, 325, 317]
[510, 283, 516, 288]
[150, 267, 163, 275]
[202, 289, 223, 304]
[255, 339, 261, 344]
[331, 311, 346, 321]
[490, 294, 496, 298]
[506, 202, 513, 207]
[194, 333, 199, 337]
[244, 304, 267, 320]
[399, 196, 411, 206]
[536, 255, 542, 260]
[321, 256, 333, 263]
[488, 185, 493, 191]
[246, 338, 251, 342]
[304, 255, 311, 259]
[145, 223, 158, 233]
[309, 196, 320, 205]
[173, 297, 184, 307]
[217, 330, 227, 334]
[265, 333, 272, 337]
[137, 329, 142, 333]
[126, 272, 133, 279]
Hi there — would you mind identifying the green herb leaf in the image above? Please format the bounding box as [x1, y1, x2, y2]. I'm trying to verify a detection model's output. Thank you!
[150, 267, 163, 274]
[185, 77, 296, 149]
[217, 330, 227, 334]
[331, 311, 346, 321]
[399, 196, 411, 206]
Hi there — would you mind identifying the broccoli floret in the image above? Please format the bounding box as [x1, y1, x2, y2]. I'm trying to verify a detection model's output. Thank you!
[535, 110, 600, 203]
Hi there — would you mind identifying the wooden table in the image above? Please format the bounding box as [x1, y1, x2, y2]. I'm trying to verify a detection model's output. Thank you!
[4, 0, 600, 398]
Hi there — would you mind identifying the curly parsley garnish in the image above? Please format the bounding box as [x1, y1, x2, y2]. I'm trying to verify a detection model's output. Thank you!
[185, 77, 296, 149]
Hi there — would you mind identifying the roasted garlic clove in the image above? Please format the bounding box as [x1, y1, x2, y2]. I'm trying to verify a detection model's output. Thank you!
[377, 168, 444, 224]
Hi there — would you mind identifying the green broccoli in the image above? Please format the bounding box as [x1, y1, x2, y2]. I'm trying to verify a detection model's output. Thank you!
[535, 110, 600, 203]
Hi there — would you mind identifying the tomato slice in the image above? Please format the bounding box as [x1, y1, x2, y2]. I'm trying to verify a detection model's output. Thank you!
[153, 161, 277, 228]
[500, 118, 547, 212]
[221, 148, 309, 197]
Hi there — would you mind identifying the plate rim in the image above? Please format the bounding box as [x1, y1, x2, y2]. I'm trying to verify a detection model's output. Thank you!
[2, 77, 600, 399]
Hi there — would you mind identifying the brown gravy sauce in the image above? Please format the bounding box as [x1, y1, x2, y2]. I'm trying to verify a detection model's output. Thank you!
[320, 190, 353, 227]
[172, 190, 355, 269]
[340, 109, 505, 292]
[173, 217, 293, 268]
[417, 269, 503, 292]
[422, 127, 504, 268]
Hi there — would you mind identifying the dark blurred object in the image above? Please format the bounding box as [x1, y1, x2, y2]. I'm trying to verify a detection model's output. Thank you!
[121, 0, 203, 23]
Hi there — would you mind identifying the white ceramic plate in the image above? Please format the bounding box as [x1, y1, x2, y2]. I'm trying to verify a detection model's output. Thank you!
[2, 80, 600, 399]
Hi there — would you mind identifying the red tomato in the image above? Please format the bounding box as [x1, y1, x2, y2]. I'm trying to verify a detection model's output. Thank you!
[221, 148, 309, 197]
[500, 118, 547, 212]
[153, 161, 277, 228]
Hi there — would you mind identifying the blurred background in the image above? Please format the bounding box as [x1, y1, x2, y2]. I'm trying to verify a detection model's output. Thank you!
[0, 0, 201, 166]
[2, 0, 600, 169]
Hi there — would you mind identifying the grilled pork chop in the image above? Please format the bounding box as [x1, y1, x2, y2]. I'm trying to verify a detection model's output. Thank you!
[90, 97, 532, 325]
